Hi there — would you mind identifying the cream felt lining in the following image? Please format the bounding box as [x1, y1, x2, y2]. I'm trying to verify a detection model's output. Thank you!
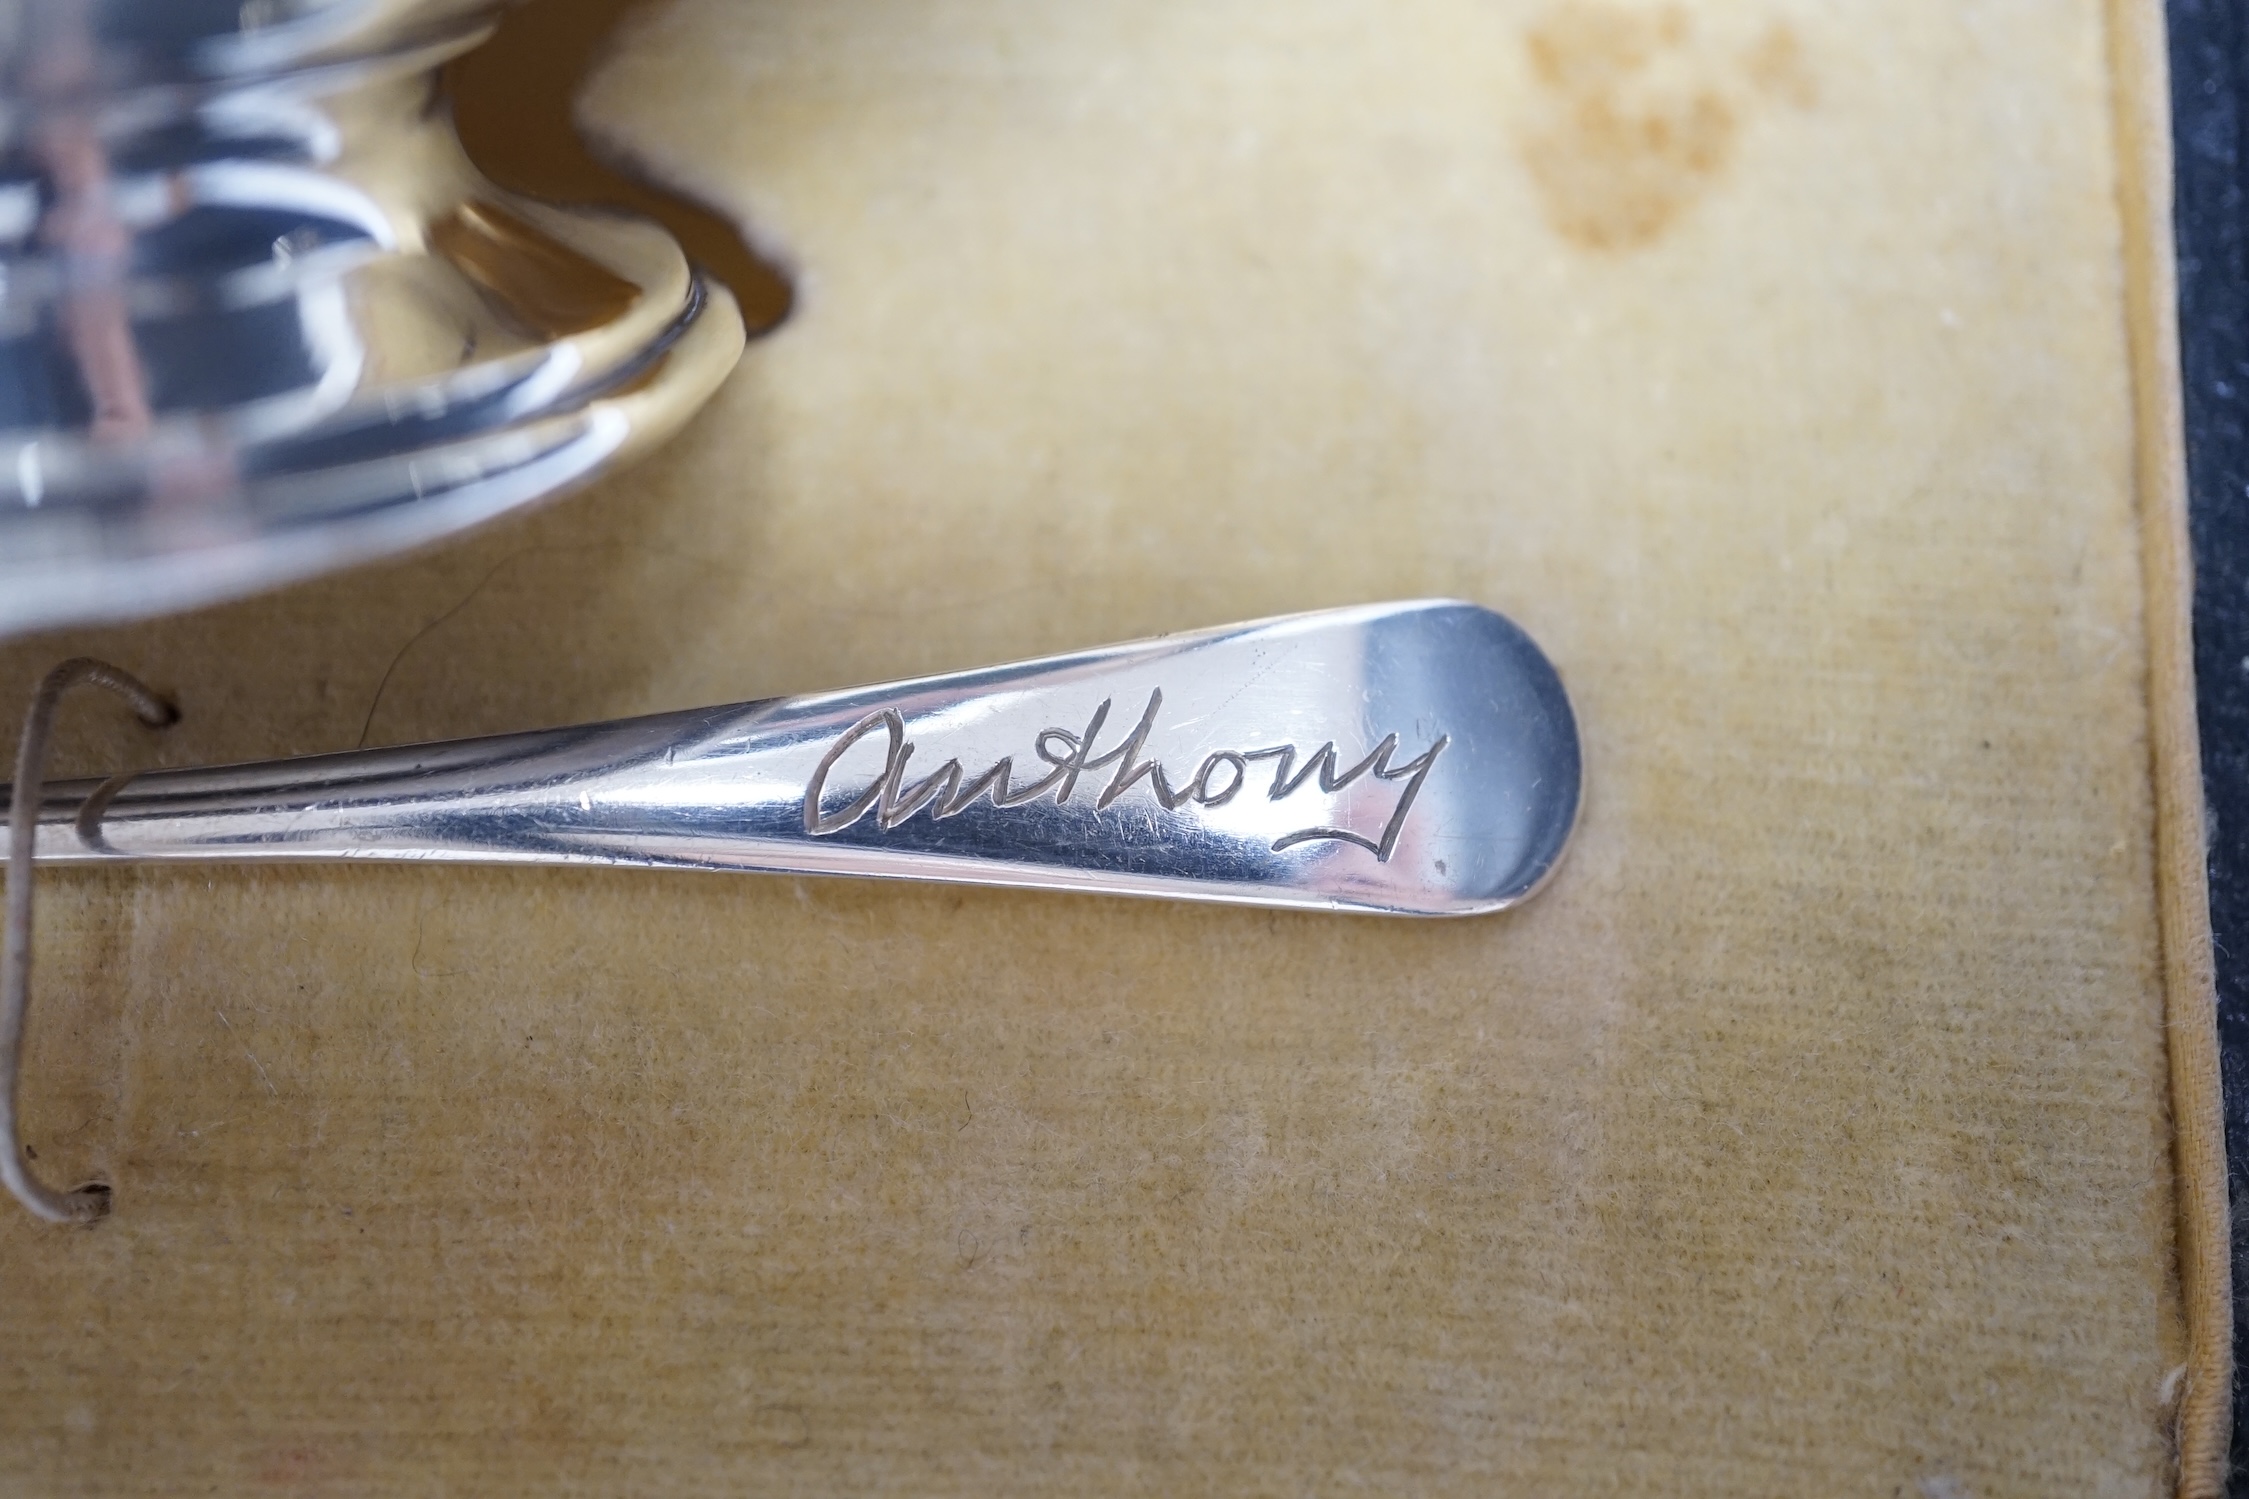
[0, 1, 2222, 1493]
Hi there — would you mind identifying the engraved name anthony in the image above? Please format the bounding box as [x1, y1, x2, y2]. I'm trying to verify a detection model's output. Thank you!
[802, 688, 1447, 861]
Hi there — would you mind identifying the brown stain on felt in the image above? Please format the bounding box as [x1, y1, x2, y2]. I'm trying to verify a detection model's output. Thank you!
[1520, 4, 1814, 251]
[1743, 17, 1817, 110]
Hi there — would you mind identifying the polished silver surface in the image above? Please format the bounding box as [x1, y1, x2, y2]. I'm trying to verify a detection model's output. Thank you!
[19, 601, 1582, 915]
[0, 0, 745, 637]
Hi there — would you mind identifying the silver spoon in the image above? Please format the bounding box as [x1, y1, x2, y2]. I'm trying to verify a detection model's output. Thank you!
[1, 599, 1580, 1220]
[24, 599, 1581, 914]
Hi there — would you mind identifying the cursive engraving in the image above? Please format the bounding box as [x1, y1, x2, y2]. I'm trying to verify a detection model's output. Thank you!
[804, 688, 1448, 861]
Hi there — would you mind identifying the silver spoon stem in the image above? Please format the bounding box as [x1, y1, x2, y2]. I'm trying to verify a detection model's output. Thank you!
[16, 600, 1580, 917]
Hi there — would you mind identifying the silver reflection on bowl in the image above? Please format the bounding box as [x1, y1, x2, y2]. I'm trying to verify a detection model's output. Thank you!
[0, 0, 745, 637]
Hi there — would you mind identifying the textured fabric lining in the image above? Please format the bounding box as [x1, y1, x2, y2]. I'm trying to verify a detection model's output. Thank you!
[0, 2, 2216, 1492]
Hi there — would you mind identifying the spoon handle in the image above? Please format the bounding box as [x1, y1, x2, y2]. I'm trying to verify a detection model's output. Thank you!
[19, 600, 1580, 916]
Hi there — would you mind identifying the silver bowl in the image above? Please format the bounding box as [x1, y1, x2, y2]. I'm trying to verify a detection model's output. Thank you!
[0, 0, 745, 637]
